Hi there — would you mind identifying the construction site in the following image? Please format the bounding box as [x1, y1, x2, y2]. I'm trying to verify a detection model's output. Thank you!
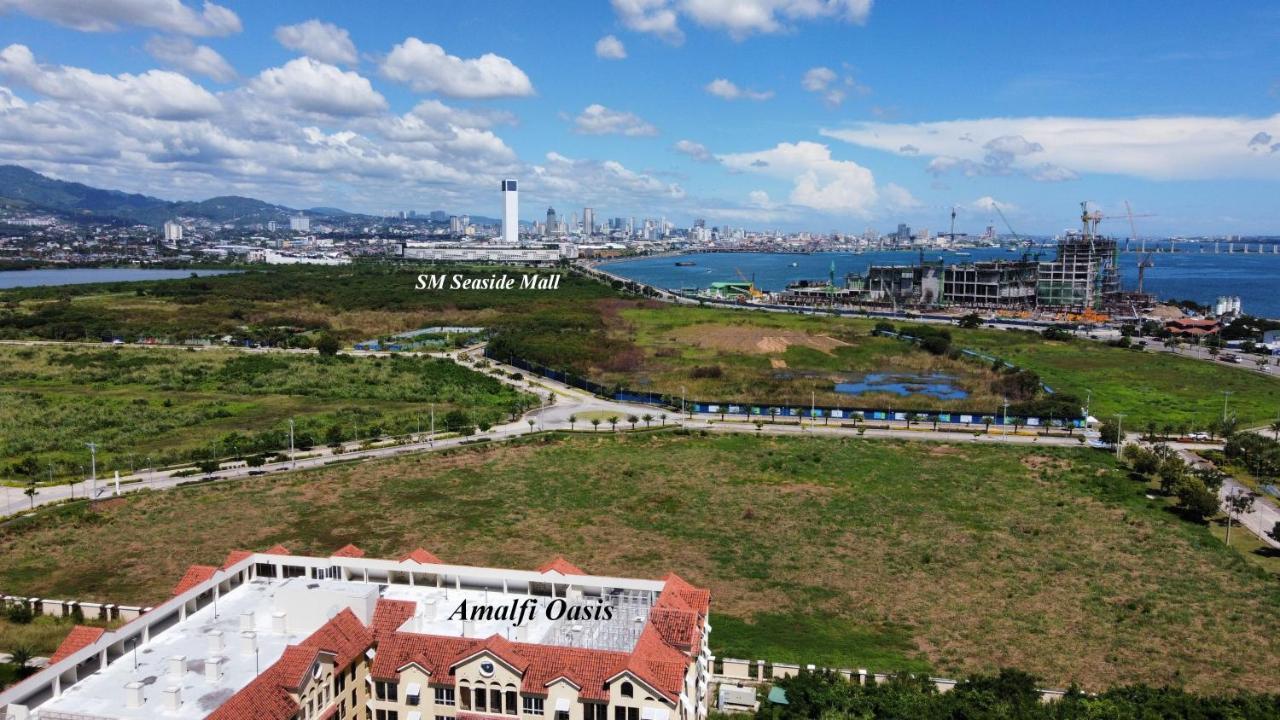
[716, 202, 1155, 325]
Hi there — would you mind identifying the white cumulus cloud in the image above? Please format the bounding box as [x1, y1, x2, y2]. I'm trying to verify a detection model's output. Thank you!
[249, 57, 386, 117]
[971, 196, 1015, 213]
[381, 38, 534, 99]
[572, 104, 657, 136]
[613, 0, 873, 42]
[674, 139, 714, 161]
[145, 35, 235, 83]
[0, 43, 220, 119]
[274, 20, 358, 66]
[719, 140, 879, 216]
[0, 0, 241, 36]
[704, 78, 773, 101]
[595, 35, 627, 60]
[822, 114, 1280, 181]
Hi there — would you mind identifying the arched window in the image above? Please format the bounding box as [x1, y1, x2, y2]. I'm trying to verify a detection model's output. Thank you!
[620, 682, 634, 698]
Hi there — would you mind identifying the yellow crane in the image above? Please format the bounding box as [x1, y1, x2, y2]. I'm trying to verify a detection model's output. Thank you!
[733, 267, 764, 299]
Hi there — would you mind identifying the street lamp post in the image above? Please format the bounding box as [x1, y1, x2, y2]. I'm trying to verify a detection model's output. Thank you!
[1084, 389, 1092, 422]
[1115, 413, 1125, 459]
[288, 419, 295, 469]
[679, 385, 687, 419]
[1222, 390, 1232, 423]
[86, 442, 98, 499]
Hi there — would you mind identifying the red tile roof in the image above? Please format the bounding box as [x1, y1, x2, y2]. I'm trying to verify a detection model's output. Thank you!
[222, 549, 253, 570]
[373, 633, 635, 702]
[372, 599, 417, 643]
[171, 564, 217, 596]
[208, 610, 372, 720]
[50, 626, 105, 664]
[262, 543, 291, 556]
[400, 547, 443, 564]
[537, 556, 586, 575]
[301, 608, 374, 671]
[331, 543, 366, 558]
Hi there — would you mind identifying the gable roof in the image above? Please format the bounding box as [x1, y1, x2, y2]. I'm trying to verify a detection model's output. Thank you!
[537, 556, 586, 575]
[50, 626, 106, 664]
[331, 543, 365, 558]
[222, 549, 253, 570]
[171, 564, 217, 596]
[400, 547, 443, 564]
[372, 598, 417, 643]
[208, 610, 372, 720]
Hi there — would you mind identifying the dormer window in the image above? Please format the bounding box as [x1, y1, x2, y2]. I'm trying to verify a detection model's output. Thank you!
[621, 682, 634, 698]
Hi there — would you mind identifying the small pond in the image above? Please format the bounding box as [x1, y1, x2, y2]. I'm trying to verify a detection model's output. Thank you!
[834, 372, 969, 400]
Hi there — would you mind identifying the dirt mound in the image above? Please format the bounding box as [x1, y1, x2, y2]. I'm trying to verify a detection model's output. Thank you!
[674, 324, 849, 355]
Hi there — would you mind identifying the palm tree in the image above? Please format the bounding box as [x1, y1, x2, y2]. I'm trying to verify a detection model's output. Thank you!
[24, 480, 38, 510]
[659, 413, 667, 427]
[608, 416, 619, 432]
[981, 416, 995, 434]
[527, 419, 536, 434]
[1145, 421, 1157, 440]
[628, 415, 639, 430]
[591, 418, 601, 432]
[642, 413, 653, 428]
[769, 407, 779, 424]
[568, 414, 577, 431]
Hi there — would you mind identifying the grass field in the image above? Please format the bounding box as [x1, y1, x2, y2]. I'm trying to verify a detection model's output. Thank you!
[504, 302, 1280, 428]
[1, 433, 1276, 692]
[0, 344, 528, 480]
[0, 263, 618, 345]
[589, 305, 1006, 411]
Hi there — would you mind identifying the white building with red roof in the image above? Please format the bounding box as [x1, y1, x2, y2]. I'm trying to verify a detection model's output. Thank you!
[0, 546, 712, 720]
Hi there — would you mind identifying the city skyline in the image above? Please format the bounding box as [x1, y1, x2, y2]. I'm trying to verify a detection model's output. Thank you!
[0, 1, 1278, 234]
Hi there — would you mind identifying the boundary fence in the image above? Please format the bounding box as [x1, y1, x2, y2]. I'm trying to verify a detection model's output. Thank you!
[483, 348, 1084, 428]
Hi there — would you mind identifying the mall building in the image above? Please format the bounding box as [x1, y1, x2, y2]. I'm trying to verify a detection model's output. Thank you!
[0, 546, 712, 720]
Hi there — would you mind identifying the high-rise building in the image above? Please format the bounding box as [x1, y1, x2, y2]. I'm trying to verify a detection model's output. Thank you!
[162, 221, 183, 243]
[895, 223, 910, 243]
[449, 215, 463, 235]
[266, 220, 278, 232]
[501, 179, 518, 243]
[545, 207, 558, 237]
[583, 207, 594, 236]
[289, 214, 310, 232]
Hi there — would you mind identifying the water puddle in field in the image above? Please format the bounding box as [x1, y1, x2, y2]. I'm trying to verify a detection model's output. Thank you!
[834, 373, 968, 400]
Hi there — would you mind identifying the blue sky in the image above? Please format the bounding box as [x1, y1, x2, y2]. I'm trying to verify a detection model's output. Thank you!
[0, 0, 1278, 235]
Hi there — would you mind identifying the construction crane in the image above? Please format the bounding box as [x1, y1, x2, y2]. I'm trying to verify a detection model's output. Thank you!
[993, 203, 1022, 244]
[1136, 252, 1155, 295]
[733, 267, 764, 300]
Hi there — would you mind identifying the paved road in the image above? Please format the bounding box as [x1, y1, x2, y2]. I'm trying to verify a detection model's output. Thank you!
[1179, 449, 1280, 549]
[0, 345, 1100, 519]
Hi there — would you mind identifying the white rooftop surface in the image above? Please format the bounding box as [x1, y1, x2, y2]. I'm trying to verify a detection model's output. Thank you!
[37, 576, 655, 718]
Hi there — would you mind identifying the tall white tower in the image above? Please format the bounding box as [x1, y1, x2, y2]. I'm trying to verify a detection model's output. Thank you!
[501, 179, 518, 243]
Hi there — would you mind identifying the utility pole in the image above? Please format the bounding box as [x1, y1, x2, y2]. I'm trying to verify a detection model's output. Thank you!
[1115, 413, 1125, 458]
[1084, 389, 1092, 422]
[288, 419, 295, 469]
[1222, 390, 1232, 423]
[680, 385, 687, 419]
[86, 442, 98, 500]
[430, 404, 435, 447]
[1002, 397, 1010, 439]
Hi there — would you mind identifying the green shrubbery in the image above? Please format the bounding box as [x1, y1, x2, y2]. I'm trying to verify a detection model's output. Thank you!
[759, 668, 1280, 720]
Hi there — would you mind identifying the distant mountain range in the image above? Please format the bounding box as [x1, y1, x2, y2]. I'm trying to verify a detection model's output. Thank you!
[0, 165, 316, 227]
[0, 165, 510, 229]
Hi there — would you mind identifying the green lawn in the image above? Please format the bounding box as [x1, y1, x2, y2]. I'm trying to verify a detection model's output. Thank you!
[957, 328, 1280, 431]
[0, 344, 528, 480]
[2, 433, 1277, 692]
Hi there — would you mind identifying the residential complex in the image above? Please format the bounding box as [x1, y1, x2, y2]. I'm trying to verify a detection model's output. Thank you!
[0, 548, 711, 720]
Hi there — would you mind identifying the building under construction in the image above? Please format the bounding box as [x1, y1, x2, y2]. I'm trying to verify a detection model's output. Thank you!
[1035, 205, 1121, 309]
[942, 259, 1038, 309]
